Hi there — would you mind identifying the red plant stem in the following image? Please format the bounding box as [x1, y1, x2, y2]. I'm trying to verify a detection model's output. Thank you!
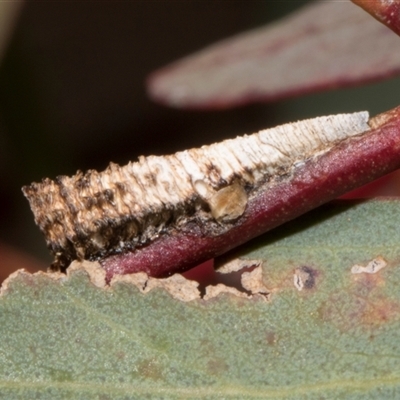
[352, 0, 400, 35]
[102, 107, 400, 281]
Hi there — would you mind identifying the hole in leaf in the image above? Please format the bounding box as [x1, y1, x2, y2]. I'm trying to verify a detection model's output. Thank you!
[182, 259, 258, 297]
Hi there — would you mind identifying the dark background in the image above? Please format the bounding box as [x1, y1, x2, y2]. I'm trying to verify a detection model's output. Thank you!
[1, 1, 399, 270]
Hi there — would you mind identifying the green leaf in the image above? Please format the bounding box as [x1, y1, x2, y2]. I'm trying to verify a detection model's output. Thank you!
[1, 199, 400, 399]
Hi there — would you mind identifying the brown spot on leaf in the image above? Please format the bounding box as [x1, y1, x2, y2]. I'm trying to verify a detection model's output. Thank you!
[320, 265, 400, 332]
[265, 331, 277, 346]
[136, 358, 163, 381]
[360, 295, 400, 327]
[293, 266, 318, 291]
[351, 265, 387, 295]
[207, 357, 228, 375]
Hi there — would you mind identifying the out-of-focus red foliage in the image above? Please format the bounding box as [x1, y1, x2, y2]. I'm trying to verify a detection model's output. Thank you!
[147, 1, 400, 109]
[0, 243, 46, 284]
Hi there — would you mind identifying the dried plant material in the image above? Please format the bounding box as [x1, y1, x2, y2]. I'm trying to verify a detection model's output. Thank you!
[148, 1, 400, 109]
[68, 260, 106, 288]
[111, 271, 149, 291]
[203, 283, 248, 300]
[216, 258, 262, 274]
[23, 112, 370, 274]
[143, 274, 200, 302]
[203, 263, 270, 300]
[241, 265, 269, 296]
[351, 256, 387, 274]
[352, 0, 400, 36]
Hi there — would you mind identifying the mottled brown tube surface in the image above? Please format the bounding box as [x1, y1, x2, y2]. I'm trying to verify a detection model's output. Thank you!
[23, 112, 371, 273]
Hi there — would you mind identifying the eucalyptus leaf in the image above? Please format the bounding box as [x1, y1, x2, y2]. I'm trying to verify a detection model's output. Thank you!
[147, 1, 400, 109]
[1, 199, 400, 399]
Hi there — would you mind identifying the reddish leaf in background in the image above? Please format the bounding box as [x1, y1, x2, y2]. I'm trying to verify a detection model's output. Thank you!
[0, 243, 46, 284]
[352, 0, 400, 36]
[147, 1, 400, 109]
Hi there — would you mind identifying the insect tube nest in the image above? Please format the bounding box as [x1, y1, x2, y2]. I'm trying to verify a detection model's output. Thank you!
[23, 111, 381, 277]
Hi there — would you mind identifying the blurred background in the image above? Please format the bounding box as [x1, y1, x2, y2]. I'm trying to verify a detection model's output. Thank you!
[1, 1, 400, 283]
